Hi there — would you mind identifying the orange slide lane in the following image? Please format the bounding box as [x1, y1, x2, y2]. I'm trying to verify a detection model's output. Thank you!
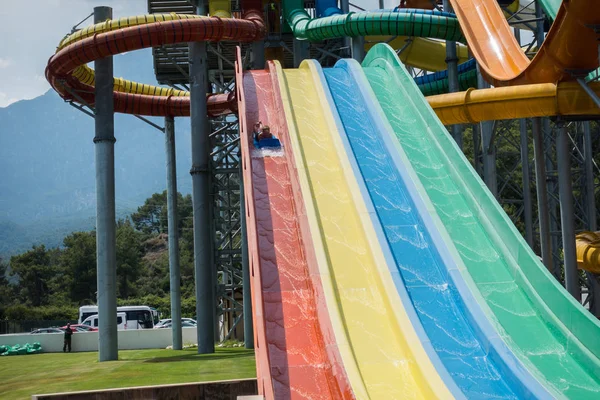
[235, 51, 353, 399]
[45, 2, 265, 117]
[450, 0, 600, 86]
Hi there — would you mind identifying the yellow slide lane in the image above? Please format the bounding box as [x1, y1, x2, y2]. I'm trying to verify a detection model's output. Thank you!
[275, 60, 453, 399]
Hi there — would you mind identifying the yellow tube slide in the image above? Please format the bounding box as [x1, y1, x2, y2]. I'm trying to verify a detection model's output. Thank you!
[428, 82, 600, 125]
[576, 232, 600, 274]
[209, 0, 232, 17]
[276, 59, 453, 399]
[365, 37, 469, 71]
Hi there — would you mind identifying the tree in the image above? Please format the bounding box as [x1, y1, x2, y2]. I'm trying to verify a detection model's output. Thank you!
[61, 231, 96, 305]
[131, 191, 193, 236]
[0, 258, 14, 318]
[9, 245, 54, 307]
[116, 219, 143, 299]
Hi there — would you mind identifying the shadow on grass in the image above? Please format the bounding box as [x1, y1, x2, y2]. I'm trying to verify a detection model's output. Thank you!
[142, 350, 253, 364]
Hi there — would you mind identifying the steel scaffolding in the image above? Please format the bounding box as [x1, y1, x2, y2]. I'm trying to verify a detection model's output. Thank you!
[143, 0, 600, 341]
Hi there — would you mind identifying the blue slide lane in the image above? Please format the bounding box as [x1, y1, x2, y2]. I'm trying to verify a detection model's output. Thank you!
[320, 59, 552, 399]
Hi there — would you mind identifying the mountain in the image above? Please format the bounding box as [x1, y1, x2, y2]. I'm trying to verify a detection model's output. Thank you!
[0, 49, 193, 255]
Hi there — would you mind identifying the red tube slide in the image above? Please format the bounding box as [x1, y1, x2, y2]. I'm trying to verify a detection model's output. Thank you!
[45, 2, 264, 117]
[235, 48, 353, 399]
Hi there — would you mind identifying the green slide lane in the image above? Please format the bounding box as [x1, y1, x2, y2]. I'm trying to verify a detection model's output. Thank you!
[363, 43, 600, 399]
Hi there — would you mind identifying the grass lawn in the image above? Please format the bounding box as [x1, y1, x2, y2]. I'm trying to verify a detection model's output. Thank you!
[0, 347, 256, 399]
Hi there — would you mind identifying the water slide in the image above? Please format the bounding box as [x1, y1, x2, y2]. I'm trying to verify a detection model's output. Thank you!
[320, 57, 552, 399]
[273, 59, 458, 399]
[235, 52, 352, 399]
[44, 0, 600, 397]
[364, 43, 600, 399]
[45, 0, 265, 116]
[447, 0, 600, 86]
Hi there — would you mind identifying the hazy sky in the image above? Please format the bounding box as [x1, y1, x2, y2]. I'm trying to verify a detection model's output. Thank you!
[0, 0, 408, 108]
[0, 0, 147, 107]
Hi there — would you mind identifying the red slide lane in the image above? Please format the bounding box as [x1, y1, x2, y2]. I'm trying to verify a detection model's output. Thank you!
[45, 2, 264, 117]
[236, 51, 353, 399]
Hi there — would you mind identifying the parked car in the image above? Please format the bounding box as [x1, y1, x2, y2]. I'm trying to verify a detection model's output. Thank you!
[156, 320, 197, 329]
[154, 318, 197, 329]
[30, 328, 64, 334]
[61, 324, 98, 332]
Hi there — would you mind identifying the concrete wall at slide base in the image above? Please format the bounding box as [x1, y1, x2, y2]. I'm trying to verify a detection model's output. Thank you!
[0, 327, 198, 353]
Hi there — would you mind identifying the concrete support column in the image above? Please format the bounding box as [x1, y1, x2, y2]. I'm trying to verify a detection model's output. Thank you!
[583, 122, 597, 231]
[165, 116, 182, 350]
[532, 118, 553, 273]
[252, 41, 265, 70]
[520, 119, 534, 247]
[472, 124, 482, 177]
[556, 124, 581, 301]
[443, 0, 462, 149]
[340, 0, 351, 58]
[293, 39, 310, 68]
[351, 36, 365, 62]
[190, 0, 215, 354]
[240, 162, 253, 349]
[477, 67, 497, 197]
[94, 6, 118, 362]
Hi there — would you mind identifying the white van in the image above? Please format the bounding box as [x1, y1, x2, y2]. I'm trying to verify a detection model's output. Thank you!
[78, 305, 155, 329]
[82, 312, 127, 330]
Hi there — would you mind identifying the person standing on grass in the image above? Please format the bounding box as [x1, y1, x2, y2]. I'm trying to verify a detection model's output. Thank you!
[63, 323, 73, 353]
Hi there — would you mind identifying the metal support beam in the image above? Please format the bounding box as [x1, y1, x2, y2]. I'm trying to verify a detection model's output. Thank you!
[587, 272, 600, 317]
[520, 119, 534, 246]
[240, 161, 253, 349]
[532, 118, 553, 273]
[94, 6, 118, 362]
[556, 123, 581, 301]
[165, 116, 182, 350]
[583, 122, 597, 231]
[190, 0, 215, 354]
[534, 1, 545, 46]
[577, 78, 600, 109]
[444, 0, 462, 149]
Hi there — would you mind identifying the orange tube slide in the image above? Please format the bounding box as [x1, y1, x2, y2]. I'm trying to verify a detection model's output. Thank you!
[428, 81, 600, 125]
[449, 0, 600, 86]
[45, 3, 264, 117]
[576, 232, 600, 274]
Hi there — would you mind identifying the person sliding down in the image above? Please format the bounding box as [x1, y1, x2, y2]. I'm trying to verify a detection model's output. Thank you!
[258, 125, 273, 141]
[253, 121, 263, 141]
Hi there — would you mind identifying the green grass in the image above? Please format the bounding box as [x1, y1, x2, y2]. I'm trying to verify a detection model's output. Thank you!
[0, 347, 256, 400]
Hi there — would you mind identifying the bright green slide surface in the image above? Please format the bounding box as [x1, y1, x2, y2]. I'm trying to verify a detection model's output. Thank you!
[363, 43, 600, 399]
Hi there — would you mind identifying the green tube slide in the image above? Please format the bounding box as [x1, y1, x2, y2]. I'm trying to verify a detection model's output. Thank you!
[363, 43, 600, 399]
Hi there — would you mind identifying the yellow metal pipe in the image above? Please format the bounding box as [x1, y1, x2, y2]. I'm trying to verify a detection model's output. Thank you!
[428, 82, 600, 125]
[576, 232, 600, 274]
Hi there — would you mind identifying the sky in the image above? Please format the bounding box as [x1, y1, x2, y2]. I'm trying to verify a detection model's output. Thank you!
[0, 0, 147, 107]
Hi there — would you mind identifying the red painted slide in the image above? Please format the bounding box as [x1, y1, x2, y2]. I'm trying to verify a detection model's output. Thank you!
[235, 50, 353, 399]
[45, 0, 265, 117]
